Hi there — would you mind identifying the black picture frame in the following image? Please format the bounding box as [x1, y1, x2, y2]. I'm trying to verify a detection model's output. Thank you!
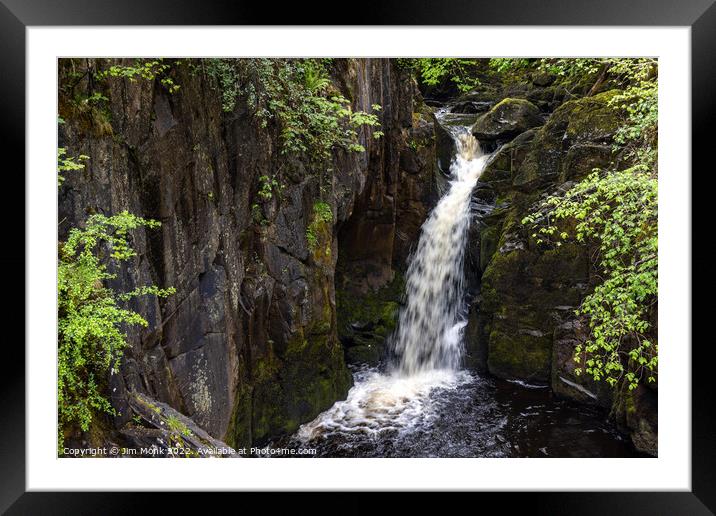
[3, 0, 708, 512]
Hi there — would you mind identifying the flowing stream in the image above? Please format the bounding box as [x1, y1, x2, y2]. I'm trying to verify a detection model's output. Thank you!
[286, 122, 641, 458]
[391, 130, 486, 375]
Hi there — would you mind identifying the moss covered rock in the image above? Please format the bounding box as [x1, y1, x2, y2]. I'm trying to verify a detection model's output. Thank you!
[487, 325, 552, 381]
[561, 90, 622, 143]
[251, 330, 351, 444]
[478, 207, 589, 382]
[472, 98, 543, 143]
[479, 129, 536, 191]
[482, 91, 623, 191]
[336, 274, 404, 366]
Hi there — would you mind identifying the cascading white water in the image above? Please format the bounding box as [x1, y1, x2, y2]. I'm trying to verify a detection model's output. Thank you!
[391, 130, 488, 375]
[295, 127, 489, 443]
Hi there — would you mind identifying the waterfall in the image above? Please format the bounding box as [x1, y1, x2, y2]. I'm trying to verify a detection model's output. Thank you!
[294, 126, 489, 444]
[391, 130, 488, 375]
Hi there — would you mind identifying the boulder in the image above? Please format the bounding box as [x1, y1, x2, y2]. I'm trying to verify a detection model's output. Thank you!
[612, 383, 658, 456]
[472, 98, 543, 143]
[553, 89, 623, 144]
[480, 238, 588, 382]
[479, 129, 537, 192]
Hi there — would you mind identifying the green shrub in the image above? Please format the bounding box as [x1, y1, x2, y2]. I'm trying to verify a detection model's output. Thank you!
[488, 58, 533, 74]
[58, 210, 175, 450]
[95, 58, 180, 93]
[523, 168, 658, 390]
[407, 58, 481, 92]
[257, 174, 280, 201]
[204, 58, 382, 162]
[57, 147, 89, 186]
[306, 201, 333, 251]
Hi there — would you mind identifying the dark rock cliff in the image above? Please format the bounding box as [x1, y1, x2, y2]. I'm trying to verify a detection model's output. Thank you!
[58, 58, 437, 449]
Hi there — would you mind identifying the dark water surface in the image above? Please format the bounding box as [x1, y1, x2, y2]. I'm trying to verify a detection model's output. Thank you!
[282, 367, 642, 458]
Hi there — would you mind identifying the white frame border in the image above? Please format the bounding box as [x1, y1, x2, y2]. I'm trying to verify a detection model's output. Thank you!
[27, 26, 691, 491]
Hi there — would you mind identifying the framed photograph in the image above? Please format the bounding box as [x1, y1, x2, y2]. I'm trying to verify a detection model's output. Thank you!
[4, 0, 709, 511]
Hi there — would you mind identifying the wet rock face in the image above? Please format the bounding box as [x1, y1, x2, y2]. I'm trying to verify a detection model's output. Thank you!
[450, 100, 492, 114]
[612, 383, 658, 456]
[435, 119, 457, 175]
[58, 58, 436, 449]
[336, 273, 404, 367]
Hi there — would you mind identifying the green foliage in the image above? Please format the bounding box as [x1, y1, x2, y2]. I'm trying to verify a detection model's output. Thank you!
[166, 415, 192, 437]
[313, 201, 332, 223]
[488, 58, 532, 74]
[606, 61, 658, 168]
[538, 57, 655, 85]
[204, 58, 241, 112]
[257, 174, 280, 201]
[537, 58, 604, 78]
[58, 210, 175, 450]
[57, 148, 89, 186]
[95, 59, 180, 93]
[205, 58, 382, 162]
[522, 167, 658, 390]
[251, 203, 266, 225]
[410, 58, 481, 92]
[306, 201, 333, 251]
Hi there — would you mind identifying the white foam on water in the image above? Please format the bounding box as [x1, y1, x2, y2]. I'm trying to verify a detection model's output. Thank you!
[296, 366, 474, 441]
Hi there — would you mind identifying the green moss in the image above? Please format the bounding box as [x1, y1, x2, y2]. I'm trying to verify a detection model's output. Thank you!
[480, 164, 511, 186]
[345, 344, 383, 364]
[225, 381, 252, 449]
[250, 328, 351, 445]
[481, 249, 526, 311]
[307, 202, 333, 263]
[135, 396, 162, 415]
[479, 202, 591, 383]
[335, 273, 404, 366]
[479, 224, 500, 271]
[166, 415, 192, 437]
[551, 89, 622, 143]
[487, 326, 552, 381]
[336, 277, 402, 336]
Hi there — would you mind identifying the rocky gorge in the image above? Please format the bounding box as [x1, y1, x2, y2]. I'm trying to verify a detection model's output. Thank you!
[57, 58, 657, 457]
